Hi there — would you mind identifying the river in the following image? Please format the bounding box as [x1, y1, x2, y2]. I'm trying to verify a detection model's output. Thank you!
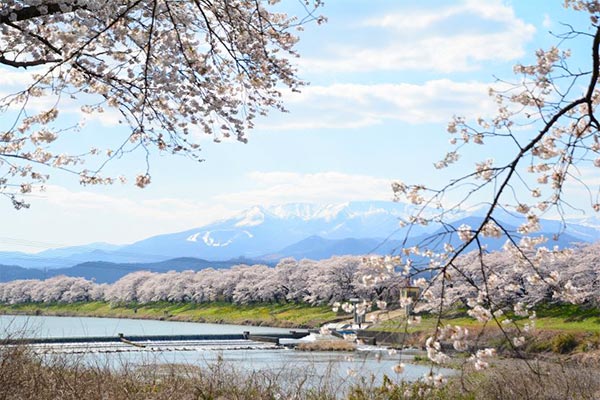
[0, 314, 292, 337]
[0, 314, 451, 387]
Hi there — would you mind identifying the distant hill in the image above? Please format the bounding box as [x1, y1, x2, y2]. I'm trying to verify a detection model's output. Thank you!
[0, 264, 45, 281]
[0, 257, 245, 284]
[259, 218, 584, 262]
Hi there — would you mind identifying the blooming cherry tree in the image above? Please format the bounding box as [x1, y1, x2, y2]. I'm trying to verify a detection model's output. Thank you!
[380, 0, 600, 375]
[0, 0, 323, 208]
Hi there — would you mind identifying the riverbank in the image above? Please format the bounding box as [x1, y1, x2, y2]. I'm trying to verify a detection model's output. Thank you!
[374, 303, 600, 334]
[0, 301, 339, 329]
[2, 302, 600, 399]
[3, 301, 599, 354]
[368, 303, 600, 357]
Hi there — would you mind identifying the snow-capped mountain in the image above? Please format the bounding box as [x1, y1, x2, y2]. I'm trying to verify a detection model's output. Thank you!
[116, 201, 425, 261]
[2, 200, 600, 270]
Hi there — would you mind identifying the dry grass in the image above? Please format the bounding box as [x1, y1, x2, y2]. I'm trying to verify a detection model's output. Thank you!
[1, 342, 600, 399]
[347, 359, 600, 400]
[296, 339, 356, 352]
[0, 345, 342, 400]
[456, 359, 600, 400]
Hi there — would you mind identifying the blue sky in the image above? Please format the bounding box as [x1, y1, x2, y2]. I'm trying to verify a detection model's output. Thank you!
[1, 0, 595, 252]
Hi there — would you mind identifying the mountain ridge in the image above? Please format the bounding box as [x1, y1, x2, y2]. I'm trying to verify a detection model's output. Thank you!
[1, 201, 597, 272]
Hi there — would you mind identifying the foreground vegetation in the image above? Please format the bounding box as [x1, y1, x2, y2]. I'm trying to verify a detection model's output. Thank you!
[1, 344, 599, 400]
[0, 301, 338, 328]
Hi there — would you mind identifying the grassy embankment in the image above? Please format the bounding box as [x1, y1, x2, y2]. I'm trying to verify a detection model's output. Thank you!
[371, 303, 600, 355]
[374, 303, 600, 333]
[0, 301, 339, 328]
[1, 300, 598, 331]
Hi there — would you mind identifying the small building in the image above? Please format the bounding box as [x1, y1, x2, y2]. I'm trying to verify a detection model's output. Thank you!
[348, 298, 365, 328]
[400, 280, 420, 315]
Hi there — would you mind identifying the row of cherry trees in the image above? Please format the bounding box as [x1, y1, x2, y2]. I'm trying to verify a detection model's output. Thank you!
[0, 256, 405, 306]
[419, 241, 600, 313]
[0, 242, 599, 308]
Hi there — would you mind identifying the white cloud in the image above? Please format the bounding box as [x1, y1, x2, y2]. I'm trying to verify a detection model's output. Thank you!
[301, 0, 535, 73]
[39, 185, 233, 223]
[215, 171, 393, 205]
[41, 172, 393, 218]
[0, 66, 123, 128]
[258, 113, 382, 131]
[0, 67, 39, 86]
[260, 79, 498, 130]
[76, 107, 123, 127]
[542, 14, 552, 29]
[364, 0, 518, 31]
[563, 166, 600, 190]
[0, 90, 122, 129]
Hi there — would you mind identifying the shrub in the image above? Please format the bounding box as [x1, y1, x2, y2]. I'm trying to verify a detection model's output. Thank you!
[551, 333, 579, 354]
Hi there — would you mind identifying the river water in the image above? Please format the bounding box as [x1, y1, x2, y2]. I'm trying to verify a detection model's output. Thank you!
[0, 314, 292, 337]
[0, 315, 451, 387]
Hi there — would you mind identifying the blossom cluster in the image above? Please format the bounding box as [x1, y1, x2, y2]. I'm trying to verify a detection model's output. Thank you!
[0, 0, 323, 207]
